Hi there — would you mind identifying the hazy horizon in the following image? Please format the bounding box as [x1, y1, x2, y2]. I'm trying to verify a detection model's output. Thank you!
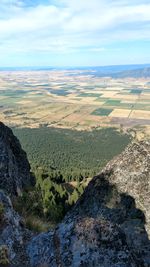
[0, 63, 150, 70]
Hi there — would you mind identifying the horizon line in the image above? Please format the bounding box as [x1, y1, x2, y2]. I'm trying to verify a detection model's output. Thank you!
[0, 63, 150, 70]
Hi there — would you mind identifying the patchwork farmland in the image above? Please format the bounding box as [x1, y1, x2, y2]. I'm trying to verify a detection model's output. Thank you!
[0, 69, 150, 132]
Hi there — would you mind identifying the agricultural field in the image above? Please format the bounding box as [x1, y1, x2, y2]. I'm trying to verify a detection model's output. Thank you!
[0, 69, 150, 132]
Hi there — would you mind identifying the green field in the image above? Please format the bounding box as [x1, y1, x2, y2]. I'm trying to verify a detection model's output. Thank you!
[91, 108, 113, 116]
[78, 93, 102, 97]
[104, 101, 134, 109]
[105, 100, 121, 106]
[130, 89, 142, 94]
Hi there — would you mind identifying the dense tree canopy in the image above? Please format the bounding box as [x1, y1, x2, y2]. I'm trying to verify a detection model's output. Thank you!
[13, 127, 131, 223]
[13, 127, 131, 181]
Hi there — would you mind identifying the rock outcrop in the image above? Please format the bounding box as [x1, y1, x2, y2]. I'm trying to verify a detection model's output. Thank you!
[0, 122, 149, 267]
[28, 140, 150, 267]
[0, 122, 33, 196]
[0, 190, 32, 267]
[103, 140, 150, 237]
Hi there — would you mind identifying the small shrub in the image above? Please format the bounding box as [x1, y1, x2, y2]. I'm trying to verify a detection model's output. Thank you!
[25, 216, 55, 233]
[0, 202, 4, 222]
[0, 245, 9, 266]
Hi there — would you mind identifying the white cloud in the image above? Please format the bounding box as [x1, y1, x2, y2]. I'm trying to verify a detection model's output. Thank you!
[0, 0, 150, 64]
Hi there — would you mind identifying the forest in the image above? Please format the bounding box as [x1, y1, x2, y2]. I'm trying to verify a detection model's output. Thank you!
[13, 127, 131, 225]
[13, 127, 131, 180]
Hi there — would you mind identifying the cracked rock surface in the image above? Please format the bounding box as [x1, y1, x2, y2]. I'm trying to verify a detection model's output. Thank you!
[0, 190, 32, 267]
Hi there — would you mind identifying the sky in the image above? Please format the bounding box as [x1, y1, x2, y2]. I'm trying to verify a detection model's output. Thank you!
[0, 0, 150, 67]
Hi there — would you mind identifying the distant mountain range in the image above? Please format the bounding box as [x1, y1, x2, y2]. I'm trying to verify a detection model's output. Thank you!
[0, 64, 150, 78]
[111, 67, 150, 78]
[92, 65, 150, 78]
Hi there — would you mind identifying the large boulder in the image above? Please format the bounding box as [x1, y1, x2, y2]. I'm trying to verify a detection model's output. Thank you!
[102, 140, 150, 236]
[0, 122, 33, 195]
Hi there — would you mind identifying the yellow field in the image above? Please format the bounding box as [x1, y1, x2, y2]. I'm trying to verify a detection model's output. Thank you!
[130, 110, 150, 120]
[109, 109, 131, 118]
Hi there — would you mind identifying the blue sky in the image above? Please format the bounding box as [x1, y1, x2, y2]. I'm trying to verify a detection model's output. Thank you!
[0, 0, 150, 67]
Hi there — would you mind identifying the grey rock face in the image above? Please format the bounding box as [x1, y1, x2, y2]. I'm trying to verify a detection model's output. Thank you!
[103, 141, 150, 236]
[28, 141, 150, 267]
[0, 122, 33, 195]
[0, 190, 32, 267]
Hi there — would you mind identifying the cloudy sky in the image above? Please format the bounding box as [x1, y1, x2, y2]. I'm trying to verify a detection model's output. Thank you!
[0, 0, 150, 67]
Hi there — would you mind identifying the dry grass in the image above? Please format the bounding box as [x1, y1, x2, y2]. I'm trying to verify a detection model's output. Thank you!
[130, 110, 150, 120]
[109, 108, 131, 118]
[25, 216, 55, 233]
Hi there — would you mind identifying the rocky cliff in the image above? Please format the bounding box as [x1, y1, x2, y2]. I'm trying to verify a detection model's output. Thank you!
[0, 122, 33, 196]
[0, 122, 149, 267]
